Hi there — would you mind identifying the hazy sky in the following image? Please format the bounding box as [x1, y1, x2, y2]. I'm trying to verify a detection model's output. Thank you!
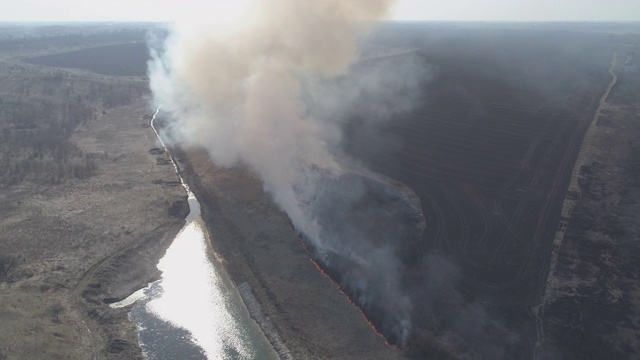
[1, 0, 639, 22]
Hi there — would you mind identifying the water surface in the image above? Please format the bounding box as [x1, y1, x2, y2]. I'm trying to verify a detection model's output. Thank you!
[112, 110, 278, 360]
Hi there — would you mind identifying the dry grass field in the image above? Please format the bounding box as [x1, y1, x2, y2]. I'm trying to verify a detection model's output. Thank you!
[0, 26, 186, 360]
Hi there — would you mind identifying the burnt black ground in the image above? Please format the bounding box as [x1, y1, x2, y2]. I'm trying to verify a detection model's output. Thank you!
[539, 62, 640, 359]
[344, 24, 622, 358]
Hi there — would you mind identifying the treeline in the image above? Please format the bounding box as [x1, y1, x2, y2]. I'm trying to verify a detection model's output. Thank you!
[0, 92, 96, 186]
[87, 82, 149, 108]
[3, 65, 148, 108]
[0, 28, 149, 53]
[0, 54, 152, 186]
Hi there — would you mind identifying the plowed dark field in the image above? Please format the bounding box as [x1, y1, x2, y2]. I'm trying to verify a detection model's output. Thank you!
[346, 26, 617, 357]
[24, 42, 149, 76]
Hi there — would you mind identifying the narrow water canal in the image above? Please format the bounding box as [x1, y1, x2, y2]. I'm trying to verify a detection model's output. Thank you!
[111, 108, 278, 360]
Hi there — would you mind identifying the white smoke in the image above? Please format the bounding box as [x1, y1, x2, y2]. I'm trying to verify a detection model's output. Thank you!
[149, 0, 401, 246]
[149, 0, 422, 346]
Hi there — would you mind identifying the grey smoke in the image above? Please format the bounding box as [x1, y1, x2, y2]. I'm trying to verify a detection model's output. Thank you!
[148, 0, 425, 346]
[413, 254, 522, 357]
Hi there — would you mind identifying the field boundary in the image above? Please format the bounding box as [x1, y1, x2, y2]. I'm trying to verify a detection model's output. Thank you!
[532, 50, 619, 359]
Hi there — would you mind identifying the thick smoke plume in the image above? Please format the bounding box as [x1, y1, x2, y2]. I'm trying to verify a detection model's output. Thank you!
[149, 0, 421, 346]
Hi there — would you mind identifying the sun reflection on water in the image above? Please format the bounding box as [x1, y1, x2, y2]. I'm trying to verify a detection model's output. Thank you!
[128, 111, 277, 359]
[125, 191, 277, 359]
[146, 218, 251, 359]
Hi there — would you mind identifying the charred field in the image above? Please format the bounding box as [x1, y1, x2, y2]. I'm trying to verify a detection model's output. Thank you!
[152, 23, 639, 359]
[170, 23, 638, 359]
[342, 23, 632, 358]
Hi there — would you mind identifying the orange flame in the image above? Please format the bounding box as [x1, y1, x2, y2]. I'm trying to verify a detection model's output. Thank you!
[309, 258, 400, 350]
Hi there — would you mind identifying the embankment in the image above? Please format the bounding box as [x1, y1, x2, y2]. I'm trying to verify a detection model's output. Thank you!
[173, 147, 404, 359]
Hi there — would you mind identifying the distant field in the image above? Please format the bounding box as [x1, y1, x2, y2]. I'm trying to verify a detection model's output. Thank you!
[24, 42, 149, 76]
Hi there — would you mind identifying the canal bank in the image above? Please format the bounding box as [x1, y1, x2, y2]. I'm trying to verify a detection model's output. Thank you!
[112, 110, 279, 359]
[173, 147, 404, 360]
